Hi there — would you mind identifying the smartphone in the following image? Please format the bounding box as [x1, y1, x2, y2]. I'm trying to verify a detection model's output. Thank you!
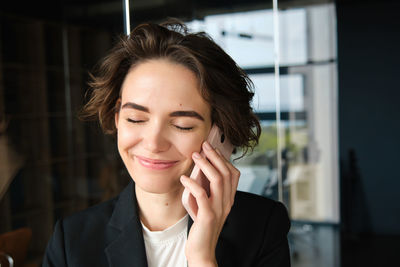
[182, 124, 234, 220]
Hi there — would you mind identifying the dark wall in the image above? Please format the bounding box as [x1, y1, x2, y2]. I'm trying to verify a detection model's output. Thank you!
[337, 0, 400, 235]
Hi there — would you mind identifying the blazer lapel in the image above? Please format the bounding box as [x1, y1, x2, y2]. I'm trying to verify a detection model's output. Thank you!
[105, 182, 148, 267]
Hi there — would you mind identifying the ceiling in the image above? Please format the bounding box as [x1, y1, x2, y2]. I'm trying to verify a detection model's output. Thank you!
[0, 0, 334, 32]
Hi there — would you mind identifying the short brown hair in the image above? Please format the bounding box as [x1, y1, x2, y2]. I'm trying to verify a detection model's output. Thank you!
[81, 20, 261, 156]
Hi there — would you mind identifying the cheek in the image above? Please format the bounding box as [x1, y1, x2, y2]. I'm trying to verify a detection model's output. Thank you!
[117, 124, 140, 150]
[175, 132, 207, 159]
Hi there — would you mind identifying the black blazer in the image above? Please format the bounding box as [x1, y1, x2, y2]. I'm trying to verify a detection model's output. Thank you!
[43, 181, 291, 267]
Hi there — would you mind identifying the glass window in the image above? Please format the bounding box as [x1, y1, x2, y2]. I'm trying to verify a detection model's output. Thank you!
[186, 2, 339, 224]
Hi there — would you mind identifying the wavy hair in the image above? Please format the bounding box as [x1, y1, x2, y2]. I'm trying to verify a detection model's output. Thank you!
[81, 19, 261, 156]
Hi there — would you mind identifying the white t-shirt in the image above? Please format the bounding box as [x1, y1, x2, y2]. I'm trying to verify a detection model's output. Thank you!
[141, 215, 188, 267]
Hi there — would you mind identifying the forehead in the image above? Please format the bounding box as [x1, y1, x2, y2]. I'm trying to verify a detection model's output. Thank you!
[120, 59, 211, 115]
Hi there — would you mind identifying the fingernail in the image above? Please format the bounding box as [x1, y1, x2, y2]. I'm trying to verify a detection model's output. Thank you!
[193, 152, 202, 159]
[203, 141, 212, 150]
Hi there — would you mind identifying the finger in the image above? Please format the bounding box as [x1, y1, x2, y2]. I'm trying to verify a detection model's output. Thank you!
[192, 151, 224, 203]
[202, 142, 232, 182]
[201, 142, 235, 214]
[201, 142, 233, 198]
[214, 148, 239, 202]
[180, 175, 213, 219]
[215, 148, 240, 204]
[182, 187, 198, 220]
[207, 148, 234, 211]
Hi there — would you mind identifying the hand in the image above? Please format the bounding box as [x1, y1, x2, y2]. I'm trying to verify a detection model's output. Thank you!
[180, 141, 240, 266]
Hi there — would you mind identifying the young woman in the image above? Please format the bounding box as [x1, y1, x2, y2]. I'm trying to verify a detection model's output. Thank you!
[43, 21, 291, 267]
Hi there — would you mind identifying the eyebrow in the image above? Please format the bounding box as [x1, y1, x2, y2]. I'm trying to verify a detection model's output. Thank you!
[121, 102, 204, 121]
[170, 111, 204, 121]
[121, 102, 149, 112]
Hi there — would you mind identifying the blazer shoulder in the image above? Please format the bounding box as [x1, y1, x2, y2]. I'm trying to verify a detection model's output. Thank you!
[217, 191, 291, 266]
[62, 195, 118, 231]
[234, 191, 288, 213]
[43, 196, 121, 267]
[235, 190, 277, 205]
[231, 191, 290, 232]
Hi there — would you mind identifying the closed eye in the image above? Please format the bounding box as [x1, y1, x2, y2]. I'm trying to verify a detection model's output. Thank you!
[175, 125, 194, 131]
[126, 118, 193, 131]
[127, 118, 145, 123]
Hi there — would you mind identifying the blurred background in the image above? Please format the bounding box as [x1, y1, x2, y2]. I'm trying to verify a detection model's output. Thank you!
[0, 0, 399, 266]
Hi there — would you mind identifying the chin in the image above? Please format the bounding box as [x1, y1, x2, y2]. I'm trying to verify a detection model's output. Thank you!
[131, 172, 184, 195]
[137, 181, 184, 195]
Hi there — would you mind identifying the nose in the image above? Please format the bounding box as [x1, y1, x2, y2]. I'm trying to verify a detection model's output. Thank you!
[142, 122, 170, 153]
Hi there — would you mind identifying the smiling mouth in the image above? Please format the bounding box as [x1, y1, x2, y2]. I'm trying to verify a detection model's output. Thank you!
[135, 155, 179, 170]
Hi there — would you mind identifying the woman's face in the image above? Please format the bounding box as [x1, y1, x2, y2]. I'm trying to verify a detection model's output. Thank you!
[115, 59, 212, 194]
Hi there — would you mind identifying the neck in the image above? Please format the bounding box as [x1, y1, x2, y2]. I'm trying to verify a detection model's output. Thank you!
[135, 184, 187, 231]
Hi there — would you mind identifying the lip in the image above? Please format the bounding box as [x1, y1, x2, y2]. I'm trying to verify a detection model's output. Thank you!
[135, 155, 179, 170]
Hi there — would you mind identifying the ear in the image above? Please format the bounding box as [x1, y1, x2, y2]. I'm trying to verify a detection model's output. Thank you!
[115, 112, 119, 130]
[115, 98, 121, 130]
